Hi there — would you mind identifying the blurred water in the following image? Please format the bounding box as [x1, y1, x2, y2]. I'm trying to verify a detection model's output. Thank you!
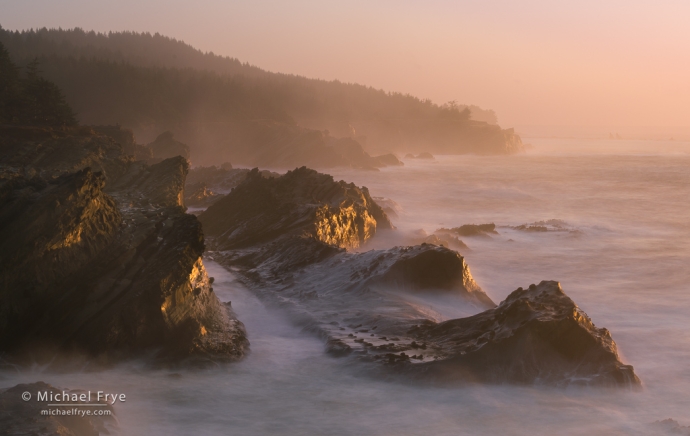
[2, 138, 689, 435]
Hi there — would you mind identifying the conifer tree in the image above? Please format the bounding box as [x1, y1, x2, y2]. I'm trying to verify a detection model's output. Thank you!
[0, 40, 77, 126]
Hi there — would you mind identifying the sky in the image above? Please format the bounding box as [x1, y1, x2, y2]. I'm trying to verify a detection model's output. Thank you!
[1, 0, 689, 131]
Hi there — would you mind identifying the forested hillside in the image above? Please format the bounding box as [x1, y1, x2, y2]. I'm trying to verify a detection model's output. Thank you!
[0, 26, 522, 164]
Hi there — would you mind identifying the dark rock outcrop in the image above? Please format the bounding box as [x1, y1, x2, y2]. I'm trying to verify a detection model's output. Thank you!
[405, 152, 435, 159]
[511, 220, 576, 233]
[413, 281, 639, 386]
[371, 153, 404, 167]
[410, 229, 469, 250]
[436, 223, 498, 238]
[202, 167, 638, 387]
[372, 196, 401, 219]
[0, 125, 132, 182]
[0, 381, 117, 435]
[650, 419, 690, 435]
[328, 137, 403, 169]
[200, 166, 393, 250]
[184, 165, 280, 209]
[147, 131, 191, 164]
[0, 127, 247, 366]
[91, 124, 153, 161]
[185, 181, 221, 208]
[185, 120, 405, 170]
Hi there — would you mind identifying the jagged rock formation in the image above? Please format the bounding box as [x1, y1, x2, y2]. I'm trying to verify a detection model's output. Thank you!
[0, 125, 133, 181]
[147, 131, 191, 164]
[0, 381, 117, 435]
[182, 120, 405, 169]
[184, 165, 280, 209]
[327, 137, 403, 169]
[413, 281, 639, 385]
[200, 166, 393, 250]
[0, 127, 247, 365]
[91, 124, 153, 161]
[185, 181, 221, 208]
[202, 167, 639, 387]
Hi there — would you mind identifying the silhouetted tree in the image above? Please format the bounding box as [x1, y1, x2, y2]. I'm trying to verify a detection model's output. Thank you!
[21, 59, 77, 126]
[0, 41, 77, 126]
[0, 41, 22, 123]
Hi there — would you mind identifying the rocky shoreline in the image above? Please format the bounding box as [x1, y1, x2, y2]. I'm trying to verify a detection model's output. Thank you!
[0, 124, 640, 434]
[199, 166, 640, 387]
[0, 126, 640, 385]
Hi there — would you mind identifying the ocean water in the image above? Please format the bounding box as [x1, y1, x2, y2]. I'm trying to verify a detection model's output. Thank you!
[2, 138, 689, 435]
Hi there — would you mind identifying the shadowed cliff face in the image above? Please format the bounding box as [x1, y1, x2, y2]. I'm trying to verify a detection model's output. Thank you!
[201, 166, 638, 387]
[0, 170, 121, 344]
[200, 166, 393, 250]
[0, 127, 247, 365]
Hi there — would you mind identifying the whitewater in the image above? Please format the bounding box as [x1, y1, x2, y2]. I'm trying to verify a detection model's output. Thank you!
[2, 137, 689, 435]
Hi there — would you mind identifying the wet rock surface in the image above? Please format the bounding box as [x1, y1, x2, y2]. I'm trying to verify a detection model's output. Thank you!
[509, 219, 580, 234]
[0, 127, 248, 366]
[200, 166, 636, 386]
[0, 381, 118, 436]
[436, 223, 498, 238]
[185, 181, 222, 208]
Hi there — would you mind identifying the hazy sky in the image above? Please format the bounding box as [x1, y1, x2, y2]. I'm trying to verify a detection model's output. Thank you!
[2, 0, 689, 129]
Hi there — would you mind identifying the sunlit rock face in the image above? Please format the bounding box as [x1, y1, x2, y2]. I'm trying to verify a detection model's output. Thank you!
[0, 127, 247, 366]
[200, 166, 393, 250]
[0, 169, 121, 300]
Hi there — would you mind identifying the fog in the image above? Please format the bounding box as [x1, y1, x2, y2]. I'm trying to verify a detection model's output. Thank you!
[2, 2, 689, 433]
[3, 0, 690, 129]
[3, 138, 689, 434]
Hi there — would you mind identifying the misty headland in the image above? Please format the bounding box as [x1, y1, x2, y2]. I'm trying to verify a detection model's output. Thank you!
[0, 24, 689, 436]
